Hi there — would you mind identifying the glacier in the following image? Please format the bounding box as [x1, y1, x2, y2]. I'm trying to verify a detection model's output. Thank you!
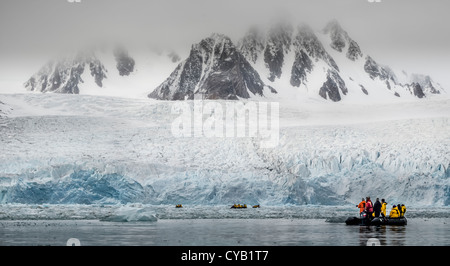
[0, 93, 449, 208]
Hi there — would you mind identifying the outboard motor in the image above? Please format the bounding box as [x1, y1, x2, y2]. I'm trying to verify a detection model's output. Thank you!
[360, 211, 367, 225]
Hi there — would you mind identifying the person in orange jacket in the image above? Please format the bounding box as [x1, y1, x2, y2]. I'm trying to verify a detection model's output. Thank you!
[356, 198, 366, 214]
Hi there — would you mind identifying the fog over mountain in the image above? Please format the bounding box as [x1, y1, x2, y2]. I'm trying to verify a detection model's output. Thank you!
[0, 0, 449, 92]
[20, 19, 445, 102]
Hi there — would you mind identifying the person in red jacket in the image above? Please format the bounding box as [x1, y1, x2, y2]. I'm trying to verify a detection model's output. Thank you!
[365, 197, 374, 221]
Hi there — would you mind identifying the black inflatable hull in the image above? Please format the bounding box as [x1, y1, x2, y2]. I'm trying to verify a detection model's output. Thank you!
[345, 217, 407, 226]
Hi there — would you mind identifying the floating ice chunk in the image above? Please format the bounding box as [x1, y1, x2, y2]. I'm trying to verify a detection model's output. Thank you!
[101, 206, 157, 222]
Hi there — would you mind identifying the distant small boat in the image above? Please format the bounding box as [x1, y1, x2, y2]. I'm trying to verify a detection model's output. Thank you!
[231, 204, 247, 209]
[252, 205, 260, 208]
[175, 204, 183, 208]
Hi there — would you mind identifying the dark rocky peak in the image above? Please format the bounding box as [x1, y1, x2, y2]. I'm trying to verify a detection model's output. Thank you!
[238, 27, 265, 64]
[148, 33, 275, 100]
[382, 65, 399, 84]
[289, 24, 348, 94]
[24, 50, 108, 94]
[293, 24, 339, 71]
[196, 33, 236, 68]
[346, 40, 363, 61]
[409, 82, 426, 98]
[323, 20, 363, 61]
[263, 23, 294, 81]
[323, 19, 347, 52]
[23, 45, 140, 94]
[266, 22, 294, 50]
[290, 49, 313, 88]
[410, 74, 441, 94]
[319, 69, 347, 102]
[113, 46, 135, 76]
[364, 56, 397, 83]
[364, 56, 443, 98]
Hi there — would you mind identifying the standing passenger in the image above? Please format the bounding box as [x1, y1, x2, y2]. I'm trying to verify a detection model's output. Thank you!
[400, 204, 406, 217]
[380, 199, 387, 218]
[357, 198, 366, 214]
[373, 198, 382, 218]
[397, 204, 403, 217]
[365, 197, 374, 221]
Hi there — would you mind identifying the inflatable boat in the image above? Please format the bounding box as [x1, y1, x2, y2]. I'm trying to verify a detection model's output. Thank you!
[345, 216, 407, 226]
[231, 204, 247, 209]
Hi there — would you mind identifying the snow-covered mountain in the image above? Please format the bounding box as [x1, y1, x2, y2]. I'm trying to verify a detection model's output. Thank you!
[23, 45, 181, 99]
[23, 20, 445, 102]
[237, 20, 444, 102]
[24, 50, 109, 94]
[409, 73, 443, 95]
[148, 34, 276, 100]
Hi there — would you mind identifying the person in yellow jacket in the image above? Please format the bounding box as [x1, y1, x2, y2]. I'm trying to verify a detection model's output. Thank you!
[389, 205, 400, 218]
[381, 199, 387, 217]
[400, 204, 406, 217]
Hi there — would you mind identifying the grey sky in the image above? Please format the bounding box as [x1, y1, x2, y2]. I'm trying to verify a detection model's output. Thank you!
[1, 0, 449, 88]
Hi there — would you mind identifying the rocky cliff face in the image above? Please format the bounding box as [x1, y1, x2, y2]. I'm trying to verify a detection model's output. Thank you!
[148, 34, 276, 100]
[319, 70, 348, 102]
[237, 27, 265, 65]
[322, 19, 363, 61]
[263, 23, 293, 82]
[114, 47, 135, 76]
[410, 74, 441, 94]
[364, 56, 396, 83]
[291, 24, 342, 92]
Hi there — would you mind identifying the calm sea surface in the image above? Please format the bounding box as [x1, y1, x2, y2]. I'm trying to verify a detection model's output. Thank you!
[1, 218, 448, 246]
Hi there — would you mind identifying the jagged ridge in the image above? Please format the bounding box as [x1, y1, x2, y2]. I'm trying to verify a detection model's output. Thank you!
[148, 34, 276, 100]
[238, 20, 444, 101]
[23, 20, 444, 101]
[24, 51, 108, 94]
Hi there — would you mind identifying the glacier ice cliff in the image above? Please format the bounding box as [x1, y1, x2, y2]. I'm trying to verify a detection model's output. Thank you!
[0, 94, 449, 206]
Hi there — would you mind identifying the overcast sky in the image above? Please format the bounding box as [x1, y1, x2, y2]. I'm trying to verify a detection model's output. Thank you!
[1, 0, 449, 88]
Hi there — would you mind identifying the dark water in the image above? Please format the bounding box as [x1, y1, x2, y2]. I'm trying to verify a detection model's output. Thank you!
[0, 218, 448, 246]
